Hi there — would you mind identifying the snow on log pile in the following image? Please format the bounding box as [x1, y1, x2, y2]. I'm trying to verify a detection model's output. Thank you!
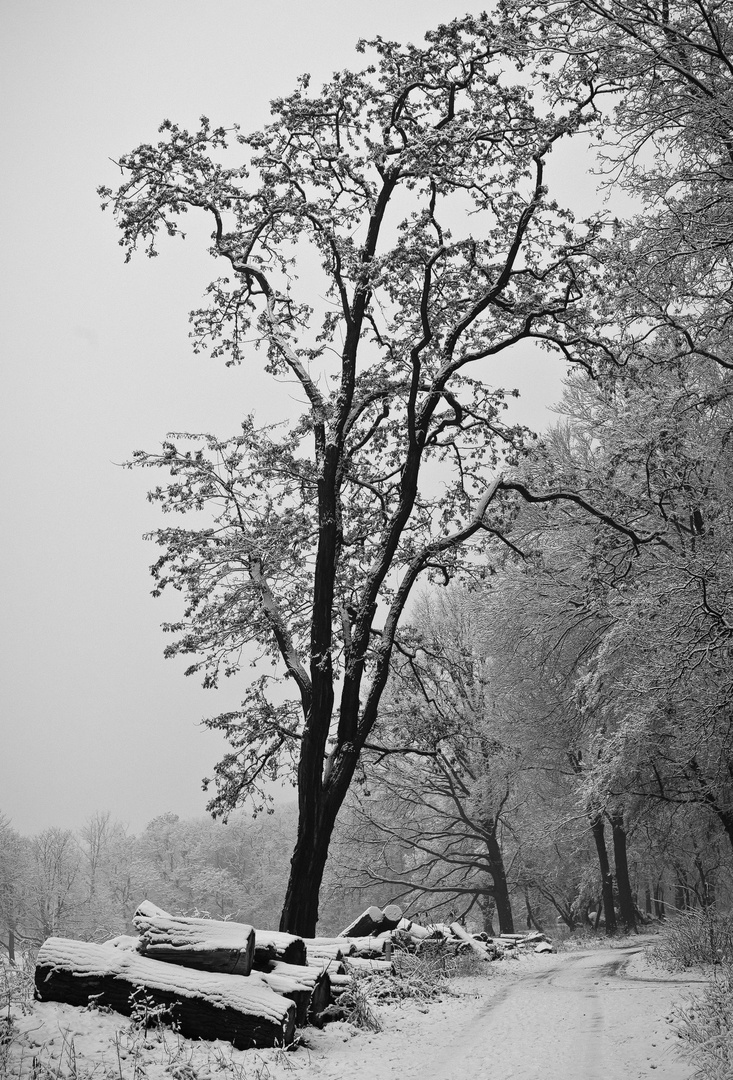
[132, 910, 255, 975]
[34, 937, 296, 1050]
[387, 916, 554, 958]
[33, 898, 554, 1051]
[340, 904, 404, 938]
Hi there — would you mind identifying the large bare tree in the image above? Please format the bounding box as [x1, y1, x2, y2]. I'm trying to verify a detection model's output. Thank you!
[100, 15, 606, 934]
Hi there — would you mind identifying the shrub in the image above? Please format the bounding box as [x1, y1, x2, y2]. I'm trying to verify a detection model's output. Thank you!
[648, 910, 733, 971]
[673, 970, 733, 1080]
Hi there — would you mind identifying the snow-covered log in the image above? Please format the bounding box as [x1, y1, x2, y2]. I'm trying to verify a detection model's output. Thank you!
[342, 936, 391, 958]
[450, 922, 492, 960]
[252, 930, 307, 967]
[305, 955, 345, 973]
[339, 904, 403, 938]
[344, 956, 394, 974]
[396, 919, 434, 940]
[103, 935, 139, 952]
[35, 938, 296, 1049]
[133, 913, 255, 976]
[265, 962, 331, 1022]
[301, 939, 348, 962]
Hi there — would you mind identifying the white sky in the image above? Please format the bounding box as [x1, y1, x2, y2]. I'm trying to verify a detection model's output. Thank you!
[0, 0, 611, 836]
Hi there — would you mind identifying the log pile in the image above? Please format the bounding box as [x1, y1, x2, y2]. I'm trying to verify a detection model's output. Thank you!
[33, 902, 400, 1047]
[33, 900, 553, 1049]
[34, 937, 296, 1050]
[389, 919, 554, 958]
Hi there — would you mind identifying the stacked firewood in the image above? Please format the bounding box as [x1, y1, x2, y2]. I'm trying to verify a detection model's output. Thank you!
[33, 901, 399, 1049]
[391, 918, 554, 959]
[33, 902, 553, 1050]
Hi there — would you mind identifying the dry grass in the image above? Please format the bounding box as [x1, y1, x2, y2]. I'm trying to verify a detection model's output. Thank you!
[647, 910, 733, 971]
[649, 910, 733, 1080]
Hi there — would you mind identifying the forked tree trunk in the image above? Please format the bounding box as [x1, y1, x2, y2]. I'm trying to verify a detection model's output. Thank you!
[279, 748, 357, 935]
[279, 816, 333, 936]
[610, 813, 636, 932]
[590, 814, 617, 935]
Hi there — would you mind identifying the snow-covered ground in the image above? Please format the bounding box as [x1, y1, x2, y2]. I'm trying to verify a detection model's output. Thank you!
[3, 946, 709, 1080]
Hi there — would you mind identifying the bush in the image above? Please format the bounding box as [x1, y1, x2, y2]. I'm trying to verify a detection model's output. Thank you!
[649, 910, 733, 1078]
[673, 971, 733, 1080]
[648, 910, 733, 971]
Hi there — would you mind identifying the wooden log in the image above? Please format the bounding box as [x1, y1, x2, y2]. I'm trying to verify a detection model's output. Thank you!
[35, 937, 295, 1050]
[302, 940, 348, 962]
[267, 962, 331, 1022]
[133, 913, 255, 976]
[253, 942, 277, 970]
[134, 900, 172, 920]
[306, 955, 345, 973]
[340, 906, 385, 938]
[381, 904, 403, 928]
[397, 919, 432, 939]
[102, 935, 139, 952]
[250, 970, 312, 1027]
[341, 936, 389, 958]
[344, 956, 394, 975]
[450, 922, 491, 960]
[252, 930, 307, 967]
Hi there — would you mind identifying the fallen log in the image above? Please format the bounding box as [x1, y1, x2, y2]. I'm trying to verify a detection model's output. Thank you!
[35, 937, 296, 1050]
[340, 904, 403, 938]
[266, 962, 331, 1022]
[449, 922, 491, 960]
[340, 906, 384, 938]
[342, 936, 390, 958]
[103, 935, 139, 952]
[302, 940, 348, 962]
[344, 956, 394, 975]
[133, 913, 255, 976]
[396, 919, 434, 940]
[252, 930, 307, 968]
[306, 955, 345, 973]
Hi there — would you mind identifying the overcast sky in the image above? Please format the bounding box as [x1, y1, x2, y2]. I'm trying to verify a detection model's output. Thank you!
[0, 0, 613, 837]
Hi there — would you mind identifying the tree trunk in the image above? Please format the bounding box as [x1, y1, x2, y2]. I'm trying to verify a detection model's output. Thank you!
[486, 827, 514, 934]
[610, 813, 636, 933]
[479, 895, 496, 937]
[279, 771, 346, 935]
[653, 882, 666, 919]
[524, 890, 544, 933]
[590, 815, 617, 935]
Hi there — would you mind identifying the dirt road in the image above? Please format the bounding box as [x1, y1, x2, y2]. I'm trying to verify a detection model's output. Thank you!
[401, 947, 700, 1079]
[312, 946, 705, 1080]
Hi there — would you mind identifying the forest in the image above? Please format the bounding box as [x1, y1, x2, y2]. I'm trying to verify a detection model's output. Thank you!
[5, 0, 733, 956]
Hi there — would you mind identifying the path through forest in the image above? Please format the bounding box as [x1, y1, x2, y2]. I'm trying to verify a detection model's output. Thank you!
[311, 945, 705, 1080]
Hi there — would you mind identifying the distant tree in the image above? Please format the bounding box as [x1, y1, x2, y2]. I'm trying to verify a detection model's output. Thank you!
[26, 828, 83, 941]
[336, 590, 519, 933]
[0, 815, 25, 953]
[100, 15, 608, 933]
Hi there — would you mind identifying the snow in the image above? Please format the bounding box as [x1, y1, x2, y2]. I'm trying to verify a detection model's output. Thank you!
[12, 943, 704, 1079]
[255, 930, 307, 953]
[133, 914, 255, 955]
[36, 938, 291, 1023]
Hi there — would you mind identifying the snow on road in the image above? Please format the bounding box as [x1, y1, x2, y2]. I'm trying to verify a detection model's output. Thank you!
[9, 946, 706, 1080]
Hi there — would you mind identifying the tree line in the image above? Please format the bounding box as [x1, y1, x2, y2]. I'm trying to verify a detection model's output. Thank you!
[95, 0, 733, 934]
